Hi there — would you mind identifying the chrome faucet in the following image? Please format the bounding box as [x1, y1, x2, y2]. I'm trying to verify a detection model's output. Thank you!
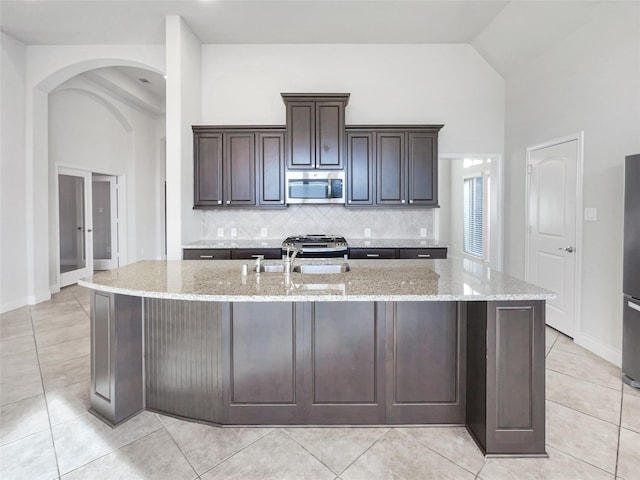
[284, 247, 300, 274]
[254, 255, 265, 273]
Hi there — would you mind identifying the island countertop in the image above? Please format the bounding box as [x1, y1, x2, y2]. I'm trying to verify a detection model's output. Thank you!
[79, 258, 554, 302]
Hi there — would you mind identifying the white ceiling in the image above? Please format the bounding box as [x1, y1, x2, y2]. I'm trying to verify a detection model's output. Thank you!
[1, 0, 603, 77]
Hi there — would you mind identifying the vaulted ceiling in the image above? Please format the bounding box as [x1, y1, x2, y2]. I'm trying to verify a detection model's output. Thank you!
[1, 0, 603, 77]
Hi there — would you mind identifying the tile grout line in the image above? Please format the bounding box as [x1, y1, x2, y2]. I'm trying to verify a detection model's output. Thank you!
[193, 426, 277, 477]
[159, 420, 201, 479]
[545, 394, 622, 429]
[333, 428, 389, 478]
[614, 382, 624, 479]
[545, 364, 622, 393]
[279, 427, 359, 477]
[27, 303, 62, 480]
[394, 427, 483, 477]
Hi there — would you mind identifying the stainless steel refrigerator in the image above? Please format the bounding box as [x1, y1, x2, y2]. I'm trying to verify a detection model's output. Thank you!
[623, 153, 640, 388]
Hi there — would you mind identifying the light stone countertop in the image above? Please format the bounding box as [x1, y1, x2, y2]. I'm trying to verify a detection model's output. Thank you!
[183, 238, 448, 249]
[79, 258, 555, 302]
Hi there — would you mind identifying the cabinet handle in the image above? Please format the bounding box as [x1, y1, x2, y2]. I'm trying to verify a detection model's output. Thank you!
[417, 254, 431, 258]
[199, 255, 214, 259]
[366, 254, 380, 258]
[629, 301, 640, 312]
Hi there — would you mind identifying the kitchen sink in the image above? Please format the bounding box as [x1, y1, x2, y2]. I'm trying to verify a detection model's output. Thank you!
[292, 263, 350, 274]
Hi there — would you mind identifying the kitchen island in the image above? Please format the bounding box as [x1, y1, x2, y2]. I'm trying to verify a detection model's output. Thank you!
[79, 258, 553, 457]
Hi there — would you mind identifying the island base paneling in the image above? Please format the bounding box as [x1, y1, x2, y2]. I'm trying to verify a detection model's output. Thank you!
[88, 292, 546, 456]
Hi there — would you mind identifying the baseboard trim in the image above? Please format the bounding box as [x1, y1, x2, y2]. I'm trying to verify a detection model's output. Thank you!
[27, 291, 51, 305]
[0, 297, 29, 314]
[574, 332, 622, 368]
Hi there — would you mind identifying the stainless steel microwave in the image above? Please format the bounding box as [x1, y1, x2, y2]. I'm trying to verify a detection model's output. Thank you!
[285, 171, 345, 204]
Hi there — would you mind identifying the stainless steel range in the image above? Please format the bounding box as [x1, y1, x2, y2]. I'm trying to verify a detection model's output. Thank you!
[282, 235, 348, 259]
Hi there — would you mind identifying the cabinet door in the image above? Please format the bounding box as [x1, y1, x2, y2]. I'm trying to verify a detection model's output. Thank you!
[316, 102, 344, 169]
[376, 132, 406, 205]
[385, 302, 465, 424]
[286, 102, 315, 169]
[194, 132, 223, 207]
[407, 132, 438, 205]
[225, 132, 255, 206]
[304, 302, 385, 424]
[346, 131, 375, 206]
[224, 302, 305, 424]
[231, 248, 282, 260]
[257, 131, 286, 206]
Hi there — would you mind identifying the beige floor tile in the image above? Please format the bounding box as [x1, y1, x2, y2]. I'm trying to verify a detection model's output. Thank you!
[0, 315, 33, 339]
[283, 427, 389, 474]
[546, 400, 619, 473]
[0, 306, 31, 322]
[0, 371, 43, 406]
[617, 427, 640, 480]
[0, 393, 49, 446]
[40, 354, 90, 392]
[31, 309, 88, 333]
[200, 430, 335, 480]
[624, 383, 640, 398]
[340, 429, 475, 480]
[35, 322, 90, 349]
[52, 411, 162, 475]
[46, 380, 90, 426]
[38, 337, 90, 366]
[553, 335, 607, 361]
[546, 369, 621, 425]
[545, 327, 560, 355]
[397, 426, 485, 475]
[479, 445, 613, 480]
[621, 392, 640, 434]
[546, 348, 622, 390]
[155, 412, 181, 426]
[165, 419, 273, 475]
[0, 333, 36, 357]
[61, 429, 197, 480]
[0, 347, 40, 379]
[0, 429, 58, 480]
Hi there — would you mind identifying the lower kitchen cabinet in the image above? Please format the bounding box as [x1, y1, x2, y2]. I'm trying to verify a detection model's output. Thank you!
[349, 247, 447, 259]
[183, 249, 232, 260]
[398, 248, 447, 259]
[232, 248, 282, 260]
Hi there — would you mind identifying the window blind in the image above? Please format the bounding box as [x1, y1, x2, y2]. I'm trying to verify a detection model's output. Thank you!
[463, 176, 483, 258]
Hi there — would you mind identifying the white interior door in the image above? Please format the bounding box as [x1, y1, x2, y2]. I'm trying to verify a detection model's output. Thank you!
[58, 167, 94, 287]
[526, 136, 581, 337]
[92, 175, 119, 270]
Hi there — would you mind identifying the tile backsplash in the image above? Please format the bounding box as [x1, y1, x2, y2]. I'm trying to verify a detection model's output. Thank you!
[201, 205, 435, 240]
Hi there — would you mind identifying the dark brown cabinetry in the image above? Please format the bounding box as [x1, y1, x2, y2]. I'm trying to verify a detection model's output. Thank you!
[232, 248, 282, 260]
[346, 126, 442, 207]
[282, 94, 349, 170]
[349, 247, 447, 259]
[193, 126, 285, 208]
[183, 249, 232, 260]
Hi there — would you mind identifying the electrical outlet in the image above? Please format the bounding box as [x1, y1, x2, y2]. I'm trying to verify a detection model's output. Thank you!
[231, 227, 237, 237]
[584, 208, 597, 221]
[420, 228, 427, 237]
[261, 227, 268, 237]
[364, 228, 371, 237]
[217, 227, 224, 237]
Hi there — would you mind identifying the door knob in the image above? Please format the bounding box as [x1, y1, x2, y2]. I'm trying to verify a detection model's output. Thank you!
[558, 246, 574, 253]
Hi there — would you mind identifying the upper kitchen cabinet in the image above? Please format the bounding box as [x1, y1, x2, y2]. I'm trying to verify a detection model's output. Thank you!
[193, 126, 286, 208]
[282, 93, 350, 170]
[346, 125, 443, 207]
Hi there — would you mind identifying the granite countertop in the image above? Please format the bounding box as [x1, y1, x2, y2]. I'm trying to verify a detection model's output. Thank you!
[79, 258, 554, 302]
[183, 239, 448, 249]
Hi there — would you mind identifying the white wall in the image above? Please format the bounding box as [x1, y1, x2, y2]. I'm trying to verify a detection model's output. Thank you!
[0, 34, 28, 312]
[504, 2, 640, 364]
[48, 75, 165, 287]
[193, 44, 505, 243]
[165, 16, 202, 260]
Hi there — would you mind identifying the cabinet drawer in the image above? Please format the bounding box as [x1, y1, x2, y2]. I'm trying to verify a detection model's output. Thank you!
[397, 248, 447, 259]
[183, 249, 232, 260]
[349, 248, 397, 259]
[232, 248, 282, 260]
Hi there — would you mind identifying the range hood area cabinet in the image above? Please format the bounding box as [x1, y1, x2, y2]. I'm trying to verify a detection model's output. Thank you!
[346, 126, 443, 207]
[281, 93, 350, 170]
[193, 126, 286, 208]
